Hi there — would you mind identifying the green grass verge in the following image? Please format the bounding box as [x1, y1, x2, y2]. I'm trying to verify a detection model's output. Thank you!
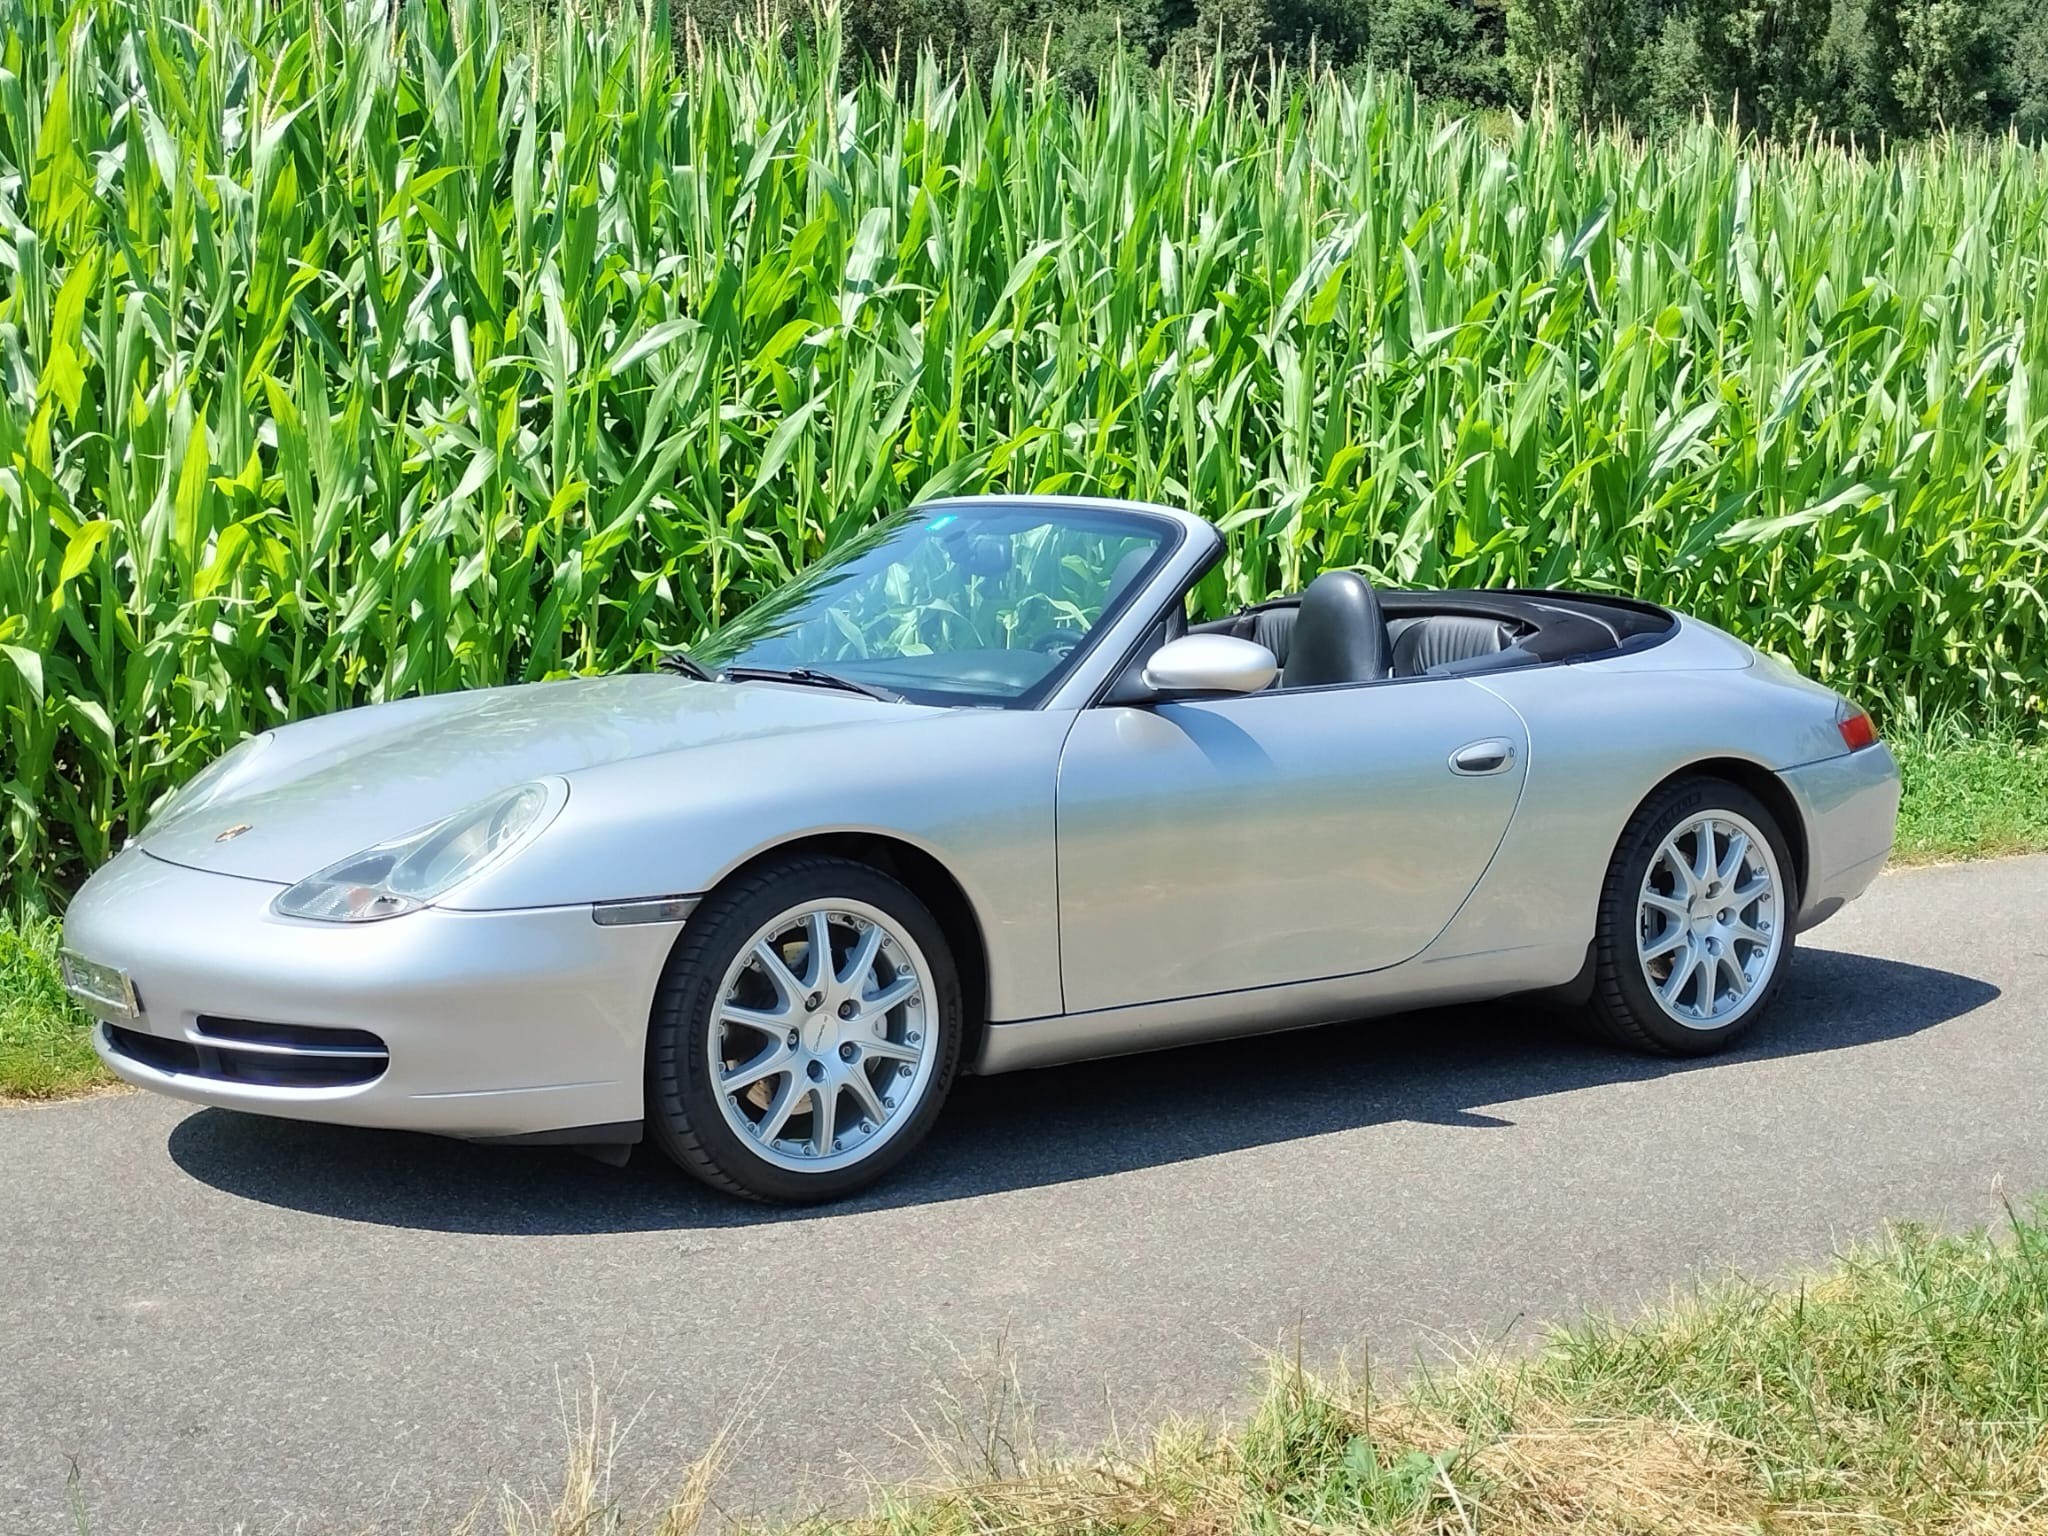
[0, 914, 104, 1099]
[5, 727, 2045, 1101]
[462, 1211, 2048, 1532]
[1891, 723, 2048, 864]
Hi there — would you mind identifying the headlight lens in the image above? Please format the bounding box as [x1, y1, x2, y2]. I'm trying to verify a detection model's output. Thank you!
[149, 732, 275, 832]
[272, 782, 556, 923]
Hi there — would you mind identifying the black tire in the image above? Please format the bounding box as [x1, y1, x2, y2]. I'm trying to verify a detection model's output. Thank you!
[1582, 775, 1799, 1056]
[645, 855, 963, 1203]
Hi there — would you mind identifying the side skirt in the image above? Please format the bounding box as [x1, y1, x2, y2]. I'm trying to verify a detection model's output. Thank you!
[974, 944, 1576, 1075]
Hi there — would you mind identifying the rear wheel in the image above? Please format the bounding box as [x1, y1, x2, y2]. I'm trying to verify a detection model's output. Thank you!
[1583, 777, 1796, 1056]
[645, 856, 962, 1202]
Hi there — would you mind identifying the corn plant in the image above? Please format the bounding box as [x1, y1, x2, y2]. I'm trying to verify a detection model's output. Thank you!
[2, 0, 2044, 908]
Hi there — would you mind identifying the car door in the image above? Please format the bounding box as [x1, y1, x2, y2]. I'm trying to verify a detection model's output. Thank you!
[1053, 677, 1529, 1014]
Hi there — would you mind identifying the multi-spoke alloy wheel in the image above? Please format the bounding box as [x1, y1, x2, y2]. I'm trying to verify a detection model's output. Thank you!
[1635, 811, 1784, 1029]
[709, 900, 936, 1173]
[645, 856, 962, 1202]
[1585, 777, 1798, 1056]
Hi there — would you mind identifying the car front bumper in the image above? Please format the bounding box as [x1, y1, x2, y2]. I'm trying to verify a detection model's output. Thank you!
[1781, 742, 1902, 931]
[61, 847, 682, 1139]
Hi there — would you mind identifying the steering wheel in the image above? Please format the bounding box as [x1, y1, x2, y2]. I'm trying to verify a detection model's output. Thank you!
[1031, 628, 1087, 657]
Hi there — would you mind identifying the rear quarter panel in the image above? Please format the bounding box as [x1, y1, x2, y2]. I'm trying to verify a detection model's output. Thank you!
[1421, 618, 1852, 978]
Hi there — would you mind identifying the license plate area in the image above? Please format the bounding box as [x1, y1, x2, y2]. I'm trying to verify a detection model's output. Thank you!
[59, 949, 140, 1022]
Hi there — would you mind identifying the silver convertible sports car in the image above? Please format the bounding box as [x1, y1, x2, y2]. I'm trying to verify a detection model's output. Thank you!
[63, 496, 1900, 1201]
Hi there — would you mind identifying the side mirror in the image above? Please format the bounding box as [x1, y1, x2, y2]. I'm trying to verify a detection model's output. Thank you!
[1140, 634, 1278, 697]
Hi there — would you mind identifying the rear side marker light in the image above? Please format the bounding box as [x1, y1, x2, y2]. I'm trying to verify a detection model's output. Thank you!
[1838, 709, 1878, 751]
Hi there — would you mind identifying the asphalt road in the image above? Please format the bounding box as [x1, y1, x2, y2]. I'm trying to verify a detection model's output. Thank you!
[4, 855, 2045, 1534]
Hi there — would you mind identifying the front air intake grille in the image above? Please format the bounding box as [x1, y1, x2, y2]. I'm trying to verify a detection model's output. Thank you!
[105, 1024, 202, 1077]
[104, 1019, 390, 1089]
[194, 1016, 386, 1052]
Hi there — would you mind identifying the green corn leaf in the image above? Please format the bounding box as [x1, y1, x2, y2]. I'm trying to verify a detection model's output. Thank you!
[1, 645, 44, 705]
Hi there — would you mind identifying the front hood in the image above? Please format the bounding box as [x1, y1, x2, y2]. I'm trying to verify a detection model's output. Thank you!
[139, 675, 922, 884]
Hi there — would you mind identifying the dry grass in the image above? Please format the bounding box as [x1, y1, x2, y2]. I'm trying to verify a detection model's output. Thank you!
[447, 1384, 731, 1536]
[419, 1214, 2048, 1535]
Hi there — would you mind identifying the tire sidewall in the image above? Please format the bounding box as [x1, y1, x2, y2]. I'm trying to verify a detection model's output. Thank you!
[1601, 779, 1798, 1056]
[647, 859, 963, 1203]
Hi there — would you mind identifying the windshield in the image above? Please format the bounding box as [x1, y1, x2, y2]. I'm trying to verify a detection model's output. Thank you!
[693, 504, 1177, 707]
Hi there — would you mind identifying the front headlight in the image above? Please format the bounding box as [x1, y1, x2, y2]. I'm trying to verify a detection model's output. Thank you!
[272, 781, 560, 923]
[149, 732, 276, 833]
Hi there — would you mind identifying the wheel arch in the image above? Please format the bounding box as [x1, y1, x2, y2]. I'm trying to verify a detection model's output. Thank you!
[694, 832, 994, 1065]
[1635, 756, 1810, 906]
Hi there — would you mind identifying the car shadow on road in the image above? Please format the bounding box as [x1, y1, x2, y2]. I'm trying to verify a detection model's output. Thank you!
[166, 946, 1997, 1235]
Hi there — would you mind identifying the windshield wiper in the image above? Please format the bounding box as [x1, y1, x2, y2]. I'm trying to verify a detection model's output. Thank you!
[723, 665, 902, 703]
[656, 649, 715, 681]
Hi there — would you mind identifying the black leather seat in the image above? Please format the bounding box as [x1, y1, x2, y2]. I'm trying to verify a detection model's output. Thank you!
[1244, 604, 1298, 664]
[1281, 570, 1391, 688]
[1390, 614, 1517, 676]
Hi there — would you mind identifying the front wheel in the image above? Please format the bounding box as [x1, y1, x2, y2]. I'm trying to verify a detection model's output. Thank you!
[1583, 777, 1797, 1056]
[645, 856, 962, 1202]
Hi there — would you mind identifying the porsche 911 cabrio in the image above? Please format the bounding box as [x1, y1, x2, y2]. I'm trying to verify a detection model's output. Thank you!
[62, 495, 1900, 1201]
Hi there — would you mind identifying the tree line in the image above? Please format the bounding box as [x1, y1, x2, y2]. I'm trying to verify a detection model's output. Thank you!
[685, 0, 2048, 143]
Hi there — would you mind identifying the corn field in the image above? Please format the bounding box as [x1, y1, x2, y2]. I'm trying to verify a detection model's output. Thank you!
[2, 0, 2045, 906]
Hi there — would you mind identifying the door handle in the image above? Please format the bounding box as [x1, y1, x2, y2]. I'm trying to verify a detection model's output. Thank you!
[1449, 738, 1516, 776]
